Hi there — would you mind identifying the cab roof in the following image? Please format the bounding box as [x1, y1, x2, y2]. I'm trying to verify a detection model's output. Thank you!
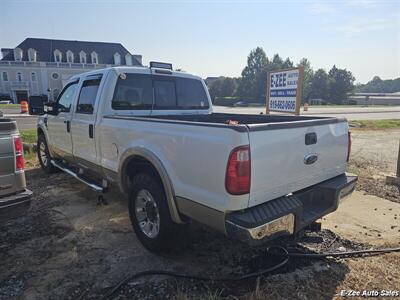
[69, 66, 202, 82]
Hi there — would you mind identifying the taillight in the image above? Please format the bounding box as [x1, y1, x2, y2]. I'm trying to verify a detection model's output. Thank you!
[225, 145, 251, 195]
[347, 131, 352, 162]
[14, 136, 24, 171]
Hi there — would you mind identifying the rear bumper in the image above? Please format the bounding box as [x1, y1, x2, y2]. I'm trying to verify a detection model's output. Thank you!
[225, 173, 358, 245]
[0, 189, 32, 221]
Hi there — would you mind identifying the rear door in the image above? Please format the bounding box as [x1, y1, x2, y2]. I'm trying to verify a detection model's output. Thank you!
[70, 74, 103, 167]
[46, 80, 79, 159]
[247, 120, 349, 207]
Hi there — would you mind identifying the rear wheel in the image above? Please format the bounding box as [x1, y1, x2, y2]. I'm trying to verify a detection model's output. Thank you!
[128, 172, 180, 252]
[37, 134, 57, 174]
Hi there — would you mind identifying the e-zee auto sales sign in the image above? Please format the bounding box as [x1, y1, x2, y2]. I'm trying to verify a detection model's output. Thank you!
[266, 68, 304, 115]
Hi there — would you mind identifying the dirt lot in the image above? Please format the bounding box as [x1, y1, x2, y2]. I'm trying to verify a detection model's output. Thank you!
[348, 128, 400, 203]
[0, 128, 399, 300]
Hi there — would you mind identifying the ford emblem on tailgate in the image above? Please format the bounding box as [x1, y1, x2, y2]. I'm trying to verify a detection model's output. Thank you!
[304, 153, 318, 165]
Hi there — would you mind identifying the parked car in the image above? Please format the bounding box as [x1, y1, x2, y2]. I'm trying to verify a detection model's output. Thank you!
[0, 118, 32, 221]
[35, 62, 357, 251]
[233, 100, 249, 107]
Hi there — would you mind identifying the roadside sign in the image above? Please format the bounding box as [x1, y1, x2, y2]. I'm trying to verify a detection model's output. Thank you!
[266, 67, 304, 115]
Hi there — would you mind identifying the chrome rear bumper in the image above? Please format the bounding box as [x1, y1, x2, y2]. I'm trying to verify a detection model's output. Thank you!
[0, 189, 32, 222]
[225, 173, 358, 245]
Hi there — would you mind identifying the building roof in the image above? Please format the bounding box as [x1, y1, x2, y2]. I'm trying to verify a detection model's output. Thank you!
[351, 92, 400, 97]
[1, 38, 141, 65]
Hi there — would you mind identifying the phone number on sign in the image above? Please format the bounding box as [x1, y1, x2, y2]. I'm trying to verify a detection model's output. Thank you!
[269, 99, 296, 111]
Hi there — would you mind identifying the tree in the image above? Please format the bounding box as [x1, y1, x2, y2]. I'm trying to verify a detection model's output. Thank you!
[354, 76, 400, 93]
[309, 69, 330, 100]
[328, 65, 355, 104]
[266, 54, 293, 70]
[297, 58, 314, 101]
[284, 57, 294, 68]
[372, 76, 382, 82]
[236, 49, 298, 100]
[235, 48, 360, 104]
[208, 77, 237, 99]
[236, 47, 268, 99]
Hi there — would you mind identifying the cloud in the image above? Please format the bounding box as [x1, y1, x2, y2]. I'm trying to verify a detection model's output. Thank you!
[336, 18, 393, 36]
[308, 2, 336, 14]
[345, 0, 381, 8]
[306, 1, 398, 40]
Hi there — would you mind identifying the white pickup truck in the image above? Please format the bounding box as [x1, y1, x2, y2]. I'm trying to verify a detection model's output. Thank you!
[36, 62, 357, 252]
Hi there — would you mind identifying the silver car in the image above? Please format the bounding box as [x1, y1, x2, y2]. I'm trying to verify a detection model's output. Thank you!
[0, 118, 32, 221]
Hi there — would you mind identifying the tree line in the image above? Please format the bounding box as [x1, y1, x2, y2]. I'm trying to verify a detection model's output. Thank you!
[354, 76, 400, 93]
[207, 47, 357, 104]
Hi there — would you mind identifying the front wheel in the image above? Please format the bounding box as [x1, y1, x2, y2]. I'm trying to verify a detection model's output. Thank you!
[37, 134, 57, 174]
[128, 172, 180, 252]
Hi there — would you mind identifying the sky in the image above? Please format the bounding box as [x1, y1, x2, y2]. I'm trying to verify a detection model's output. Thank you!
[1, 0, 399, 83]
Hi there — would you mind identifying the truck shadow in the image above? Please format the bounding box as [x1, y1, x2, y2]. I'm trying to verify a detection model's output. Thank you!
[3, 167, 354, 299]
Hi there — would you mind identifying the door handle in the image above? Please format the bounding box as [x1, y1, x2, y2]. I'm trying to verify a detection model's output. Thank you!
[305, 132, 317, 145]
[65, 120, 70, 133]
[89, 124, 94, 139]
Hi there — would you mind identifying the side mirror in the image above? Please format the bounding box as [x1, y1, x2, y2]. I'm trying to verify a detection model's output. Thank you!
[28, 95, 48, 115]
[44, 102, 58, 115]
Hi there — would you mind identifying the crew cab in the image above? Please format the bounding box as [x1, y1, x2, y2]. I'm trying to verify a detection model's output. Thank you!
[36, 62, 357, 251]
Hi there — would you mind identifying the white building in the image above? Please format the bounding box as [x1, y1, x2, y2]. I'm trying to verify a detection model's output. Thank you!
[0, 38, 142, 103]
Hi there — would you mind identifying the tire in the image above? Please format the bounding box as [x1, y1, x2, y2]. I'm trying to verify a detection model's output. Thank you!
[37, 134, 57, 174]
[128, 172, 180, 252]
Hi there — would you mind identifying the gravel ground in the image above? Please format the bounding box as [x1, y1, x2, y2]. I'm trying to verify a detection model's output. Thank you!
[0, 168, 378, 300]
[0, 128, 399, 299]
[349, 128, 400, 203]
[0, 169, 373, 300]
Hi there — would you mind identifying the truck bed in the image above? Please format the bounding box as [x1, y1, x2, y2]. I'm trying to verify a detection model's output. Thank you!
[147, 112, 338, 125]
[103, 112, 348, 208]
[145, 113, 349, 207]
[106, 113, 345, 133]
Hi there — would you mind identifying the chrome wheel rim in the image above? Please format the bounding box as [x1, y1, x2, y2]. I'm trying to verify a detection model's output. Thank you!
[135, 189, 160, 238]
[39, 141, 48, 167]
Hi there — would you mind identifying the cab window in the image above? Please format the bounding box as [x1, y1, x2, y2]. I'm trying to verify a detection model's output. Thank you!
[112, 74, 152, 110]
[111, 73, 210, 110]
[153, 79, 177, 109]
[76, 75, 102, 114]
[57, 81, 78, 113]
[176, 77, 209, 109]
[153, 77, 209, 109]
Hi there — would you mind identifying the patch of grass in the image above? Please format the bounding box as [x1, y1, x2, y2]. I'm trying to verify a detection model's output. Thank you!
[173, 252, 400, 300]
[308, 104, 386, 107]
[0, 104, 20, 108]
[350, 119, 400, 129]
[175, 288, 223, 300]
[24, 151, 39, 169]
[24, 151, 36, 161]
[20, 129, 37, 144]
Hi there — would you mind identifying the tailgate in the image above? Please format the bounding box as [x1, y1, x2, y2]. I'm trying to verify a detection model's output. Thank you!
[0, 119, 18, 197]
[247, 118, 349, 207]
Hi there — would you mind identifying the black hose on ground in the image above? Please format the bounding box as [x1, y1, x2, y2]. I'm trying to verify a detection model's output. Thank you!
[286, 246, 400, 258]
[100, 246, 289, 300]
[99, 246, 400, 300]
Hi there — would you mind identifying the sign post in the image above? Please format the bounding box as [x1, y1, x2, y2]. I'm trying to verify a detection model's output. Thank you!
[386, 139, 400, 193]
[266, 67, 304, 115]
